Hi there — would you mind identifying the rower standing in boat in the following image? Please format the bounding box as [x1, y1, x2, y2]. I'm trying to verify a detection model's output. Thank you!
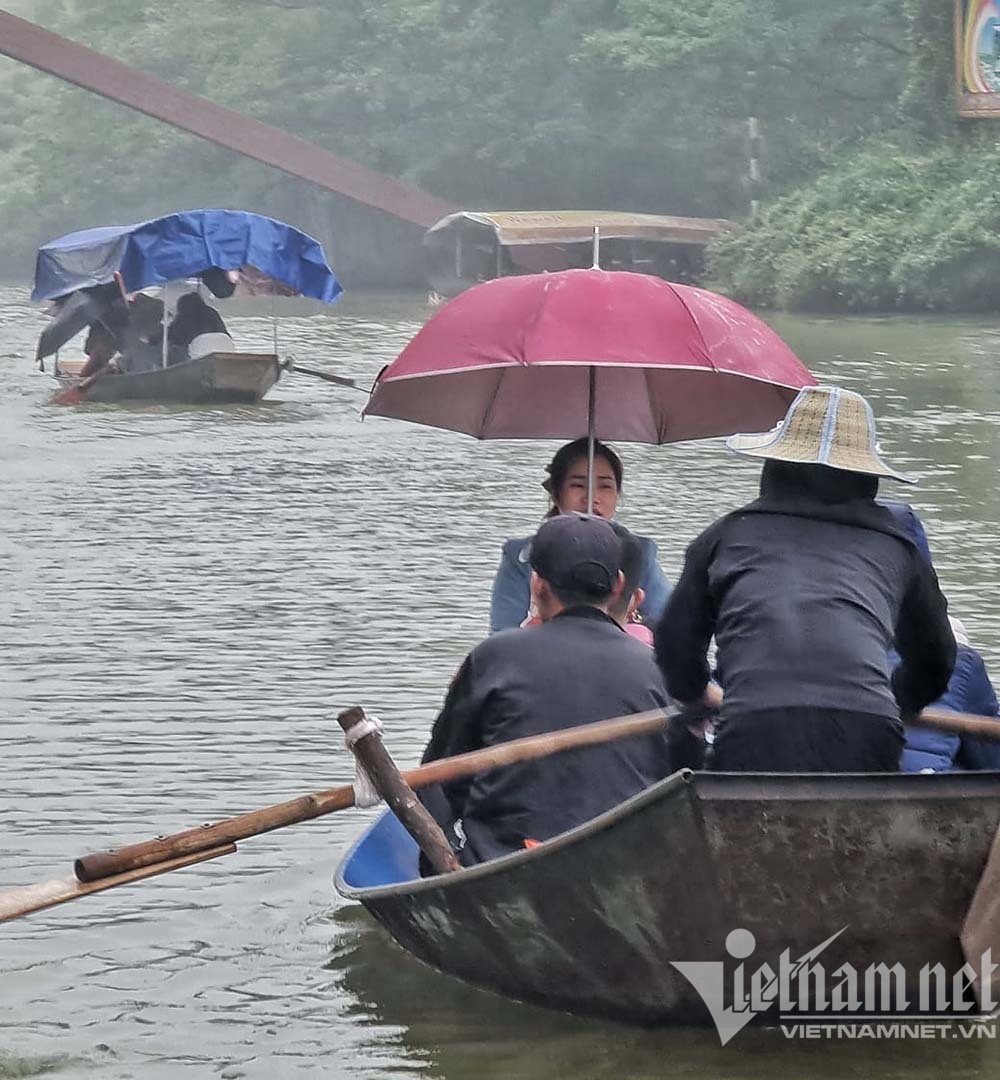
[421, 513, 672, 866]
[654, 385, 956, 773]
[77, 297, 129, 378]
[489, 438, 671, 633]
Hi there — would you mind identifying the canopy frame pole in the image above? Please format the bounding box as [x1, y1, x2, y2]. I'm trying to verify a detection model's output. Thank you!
[592, 226, 601, 269]
[455, 232, 463, 280]
[587, 366, 596, 514]
[160, 282, 170, 368]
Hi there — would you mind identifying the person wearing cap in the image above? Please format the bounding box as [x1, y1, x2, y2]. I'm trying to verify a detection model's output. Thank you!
[518, 520, 654, 643]
[880, 501, 1000, 772]
[420, 512, 673, 866]
[489, 437, 671, 633]
[655, 385, 956, 773]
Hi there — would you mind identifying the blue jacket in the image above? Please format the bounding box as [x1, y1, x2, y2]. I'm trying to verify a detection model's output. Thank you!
[879, 500, 1000, 772]
[489, 531, 671, 634]
[900, 644, 1000, 772]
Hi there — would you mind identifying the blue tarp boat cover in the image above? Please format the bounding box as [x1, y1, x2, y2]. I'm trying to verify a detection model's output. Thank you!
[32, 209, 341, 303]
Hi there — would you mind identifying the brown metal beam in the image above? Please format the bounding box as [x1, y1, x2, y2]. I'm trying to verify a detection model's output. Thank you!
[0, 9, 457, 228]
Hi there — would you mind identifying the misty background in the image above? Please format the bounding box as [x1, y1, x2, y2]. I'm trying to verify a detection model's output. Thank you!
[0, 0, 993, 310]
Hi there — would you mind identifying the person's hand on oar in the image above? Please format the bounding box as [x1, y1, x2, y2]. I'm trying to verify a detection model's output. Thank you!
[50, 368, 105, 406]
[51, 348, 115, 404]
[51, 341, 121, 404]
[50, 274, 132, 405]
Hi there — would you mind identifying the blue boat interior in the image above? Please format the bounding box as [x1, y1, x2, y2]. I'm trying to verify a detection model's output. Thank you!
[341, 811, 421, 890]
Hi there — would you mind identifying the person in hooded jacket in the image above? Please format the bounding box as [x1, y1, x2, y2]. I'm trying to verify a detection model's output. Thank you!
[167, 291, 235, 362]
[655, 385, 956, 773]
[880, 500, 1000, 772]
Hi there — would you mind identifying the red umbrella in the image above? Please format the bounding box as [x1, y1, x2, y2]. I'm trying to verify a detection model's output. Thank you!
[364, 269, 815, 506]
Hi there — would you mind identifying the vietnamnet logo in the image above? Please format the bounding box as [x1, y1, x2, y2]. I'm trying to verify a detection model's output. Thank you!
[671, 928, 999, 1045]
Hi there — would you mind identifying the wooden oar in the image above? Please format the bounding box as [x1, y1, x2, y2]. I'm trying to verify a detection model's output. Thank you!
[0, 845, 236, 922]
[0, 706, 674, 922]
[2, 703, 998, 922]
[75, 706, 676, 882]
[909, 706, 1000, 741]
[286, 363, 361, 390]
[50, 369, 105, 406]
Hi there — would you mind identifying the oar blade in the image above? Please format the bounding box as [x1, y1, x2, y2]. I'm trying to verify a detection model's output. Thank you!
[0, 842, 237, 923]
[50, 384, 87, 406]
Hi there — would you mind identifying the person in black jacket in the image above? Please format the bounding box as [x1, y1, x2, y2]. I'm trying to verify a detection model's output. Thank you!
[168, 291, 230, 346]
[655, 385, 956, 773]
[420, 513, 673, 867]
[166, 291, 234, 363]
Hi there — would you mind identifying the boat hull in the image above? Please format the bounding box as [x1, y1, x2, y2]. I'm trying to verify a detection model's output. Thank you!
[336, 771, 1000, 1026]
[54, 352, 281, 404]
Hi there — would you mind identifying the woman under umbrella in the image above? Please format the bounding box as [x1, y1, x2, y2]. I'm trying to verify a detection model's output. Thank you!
[489, 437, 670, 633]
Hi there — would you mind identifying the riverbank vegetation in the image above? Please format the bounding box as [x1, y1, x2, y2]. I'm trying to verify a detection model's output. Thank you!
[710, 135, 1000, 313]
[0, 0, 990, 309]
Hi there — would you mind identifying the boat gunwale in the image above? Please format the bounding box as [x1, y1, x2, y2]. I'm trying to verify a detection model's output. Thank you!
[334, 768, 1000, 903]
[54, 350, 280, 388]
[334, 769, 693, 901]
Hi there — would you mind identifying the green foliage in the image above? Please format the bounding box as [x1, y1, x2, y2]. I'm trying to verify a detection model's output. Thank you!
[709, 135, 1000, 312]
[0, 0, 974, 307]
[899, 0, 957, 137]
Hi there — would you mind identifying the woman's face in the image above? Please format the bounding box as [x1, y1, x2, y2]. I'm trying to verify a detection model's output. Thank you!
[555, 455, 621, 518]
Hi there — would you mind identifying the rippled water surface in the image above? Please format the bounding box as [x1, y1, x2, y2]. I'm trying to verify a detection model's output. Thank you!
[2, 288, 999, 1078]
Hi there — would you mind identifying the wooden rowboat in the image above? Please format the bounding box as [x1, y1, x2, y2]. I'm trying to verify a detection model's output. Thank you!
[335, 770, 1000, 1027]
[53, 352, 282, 404]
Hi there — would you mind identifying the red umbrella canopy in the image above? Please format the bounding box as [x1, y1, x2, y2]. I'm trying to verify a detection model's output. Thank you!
[364, 269, 815, 443]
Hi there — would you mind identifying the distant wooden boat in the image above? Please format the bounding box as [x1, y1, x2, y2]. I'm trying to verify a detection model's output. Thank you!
[33, 210, 341, 406]
[336, 770, 1000, 1027]
[53, 352, 282, 404]
[423, 210, 737, 297]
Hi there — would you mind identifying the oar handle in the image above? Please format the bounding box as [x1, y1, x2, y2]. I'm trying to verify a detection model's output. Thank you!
[75, 788, 356, 881]
[909, 707, 1000, 741]
[112, 270, 130, 303]
[74, 706, 673, 882]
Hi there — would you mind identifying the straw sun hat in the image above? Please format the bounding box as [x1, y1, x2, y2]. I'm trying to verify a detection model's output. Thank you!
[726, 385, 916, 484]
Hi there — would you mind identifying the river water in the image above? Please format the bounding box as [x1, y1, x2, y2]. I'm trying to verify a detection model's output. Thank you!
[1, 288, 998, 1079]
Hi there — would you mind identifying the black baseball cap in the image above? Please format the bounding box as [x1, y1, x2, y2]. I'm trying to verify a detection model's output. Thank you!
[530, 513, 624, 597]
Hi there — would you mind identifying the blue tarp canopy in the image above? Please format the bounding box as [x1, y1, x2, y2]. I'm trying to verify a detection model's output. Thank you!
[32, 209, 342, 303]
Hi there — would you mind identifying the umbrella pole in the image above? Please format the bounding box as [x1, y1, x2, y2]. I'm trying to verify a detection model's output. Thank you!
[587, 366, 596, 514]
